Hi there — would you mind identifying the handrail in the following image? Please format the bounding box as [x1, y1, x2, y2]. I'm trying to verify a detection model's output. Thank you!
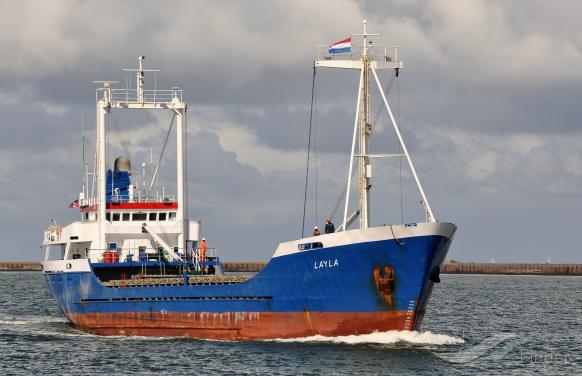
[108, 194, 176, 203]
[316, 45, 394, 62]
[48, 245, 220, 264]
[193, 248, 218, 258]
[109, 88, 182, 104]
[80, 195, 176, 207]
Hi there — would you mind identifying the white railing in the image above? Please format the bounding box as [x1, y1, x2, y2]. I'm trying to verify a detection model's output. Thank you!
[108, 88, 183, 104]
[108, 195, 176, 204]
[316, 45, 395, 62]
[89, 247, 217, 263]
[80, 195, 176, 207]
[43, 226, 62, 242]
[80, 197, 97, 207]
[193, 248, 218, 259]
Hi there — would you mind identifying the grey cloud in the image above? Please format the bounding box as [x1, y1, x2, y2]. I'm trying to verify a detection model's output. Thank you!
[0, 0, 581, 263]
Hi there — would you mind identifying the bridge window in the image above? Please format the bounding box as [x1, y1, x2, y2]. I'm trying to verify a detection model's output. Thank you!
[132, 213, 147, 221]
[122, 213, 130, 221]
[159, 212, 167, 221]
[112, 213, 120, 221]
[149, 212, 157, 221]
[168, 212, 176, 221]
[106, 213, 111, 221]
[298, 242, 324, 251]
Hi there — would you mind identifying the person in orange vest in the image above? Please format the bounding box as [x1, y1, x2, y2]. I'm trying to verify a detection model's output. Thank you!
[200, 237, 207, 263]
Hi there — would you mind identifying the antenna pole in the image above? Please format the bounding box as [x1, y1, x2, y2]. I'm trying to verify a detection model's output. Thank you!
[362, 19, 368, 57]
[91, 151, 96, 200]
[137, 56, 145, 102]
[82, 114, 86, 199]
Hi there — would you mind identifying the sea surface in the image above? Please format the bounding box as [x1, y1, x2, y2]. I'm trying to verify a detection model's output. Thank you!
[0, 272, 579, 375]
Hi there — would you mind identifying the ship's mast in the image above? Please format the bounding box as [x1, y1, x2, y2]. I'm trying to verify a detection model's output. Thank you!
[314, 20, 436, 230]
[355, 20, 377, 229]
[93, 57, 188, 254]
[96, 83, 110, 252]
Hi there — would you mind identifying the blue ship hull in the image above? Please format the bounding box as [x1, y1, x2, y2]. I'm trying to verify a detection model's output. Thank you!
[44, 224, 455, 339]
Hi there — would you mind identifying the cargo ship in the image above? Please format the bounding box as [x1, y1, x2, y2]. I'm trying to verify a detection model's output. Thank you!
[42, 22, 456, 340]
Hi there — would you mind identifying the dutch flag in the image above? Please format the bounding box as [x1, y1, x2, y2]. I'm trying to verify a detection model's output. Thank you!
[329, 37, 351, 54]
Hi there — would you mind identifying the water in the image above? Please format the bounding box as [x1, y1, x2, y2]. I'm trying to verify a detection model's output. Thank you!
[0, 272, 579, 375]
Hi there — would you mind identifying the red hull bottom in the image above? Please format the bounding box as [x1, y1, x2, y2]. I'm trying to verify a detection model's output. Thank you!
[67, 310, 417, 340]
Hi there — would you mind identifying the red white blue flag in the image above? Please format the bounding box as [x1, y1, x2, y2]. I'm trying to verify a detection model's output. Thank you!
[329, 37, 351, 54]
[68, 199, 79, 208]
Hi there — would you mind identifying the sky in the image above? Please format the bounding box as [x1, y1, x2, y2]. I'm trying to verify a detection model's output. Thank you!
[0, 0, 580, 263]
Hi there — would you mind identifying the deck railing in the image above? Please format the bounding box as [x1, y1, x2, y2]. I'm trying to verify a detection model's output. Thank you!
[80, 247, 218, 264]
[109, 88, 182, 104]
[316, 44, 395, 62]
[80, 195, 176, 207]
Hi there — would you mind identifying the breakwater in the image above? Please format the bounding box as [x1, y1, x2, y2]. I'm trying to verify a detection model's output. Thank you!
[221, 262, 582, 275]
[0, 262, 42, 271]
[1, 261, 581, 275]
[441, 262, 582, 275]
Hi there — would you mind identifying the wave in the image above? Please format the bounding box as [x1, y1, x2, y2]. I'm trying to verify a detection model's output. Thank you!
[23, 330, 180, 340]
[95, 334, 187, 341]
[0, 315, 464, 346]
[1, 325, 185, 341]
[0, 315, 68, 325]
[270, 330, 464, 346]
[0, 320, 29, 325]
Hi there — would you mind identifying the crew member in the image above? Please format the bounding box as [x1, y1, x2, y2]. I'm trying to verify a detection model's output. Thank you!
[200, 237, 207, 263]
[325, 217, 335, 234]
[313, 226, 321, 236]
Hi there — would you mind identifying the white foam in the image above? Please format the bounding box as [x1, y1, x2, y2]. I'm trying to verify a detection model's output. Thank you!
[98, 334, 187, 341]
[23, 316, 69, 324]
[31, 330, 94, 338]
[0, 315, 68, 325]
[4, 327, 183, 340]
[0, 320, 28, 325]
[270, 330, 465, 346]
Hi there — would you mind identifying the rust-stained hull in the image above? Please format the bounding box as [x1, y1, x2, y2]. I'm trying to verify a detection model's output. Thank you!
[45, 224, 456, 340]
[67, 311, 414, 340]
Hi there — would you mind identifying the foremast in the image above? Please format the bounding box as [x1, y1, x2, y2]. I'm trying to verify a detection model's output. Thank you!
[315, 20, 436, 230]
[358, 53, 371, 228]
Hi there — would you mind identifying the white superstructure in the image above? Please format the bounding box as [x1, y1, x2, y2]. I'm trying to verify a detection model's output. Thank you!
[42, 57, 200, 266]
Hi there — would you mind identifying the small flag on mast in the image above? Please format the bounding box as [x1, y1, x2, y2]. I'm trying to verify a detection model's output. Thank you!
[68, 199, 79, 209]
[329, 37, 351, 54]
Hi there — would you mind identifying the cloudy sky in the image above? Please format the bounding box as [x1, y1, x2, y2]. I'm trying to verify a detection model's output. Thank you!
[1, 0, 580, 263]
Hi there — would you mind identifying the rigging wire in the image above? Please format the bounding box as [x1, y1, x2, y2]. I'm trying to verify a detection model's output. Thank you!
[301, 67, 316, 238]
[111, 111, 132, 160]
[329, 182, 346, 220]
[327, 71, 397, 223]
[149, 113, 176, 192]
[314, 83, 318, 226]
[371, 71, 396, 128]
[81, 114, 85, 196]
[397, 70, 404, 224]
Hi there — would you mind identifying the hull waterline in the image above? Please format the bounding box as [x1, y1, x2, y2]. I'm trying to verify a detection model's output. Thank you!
[44, 223, 455, 340]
